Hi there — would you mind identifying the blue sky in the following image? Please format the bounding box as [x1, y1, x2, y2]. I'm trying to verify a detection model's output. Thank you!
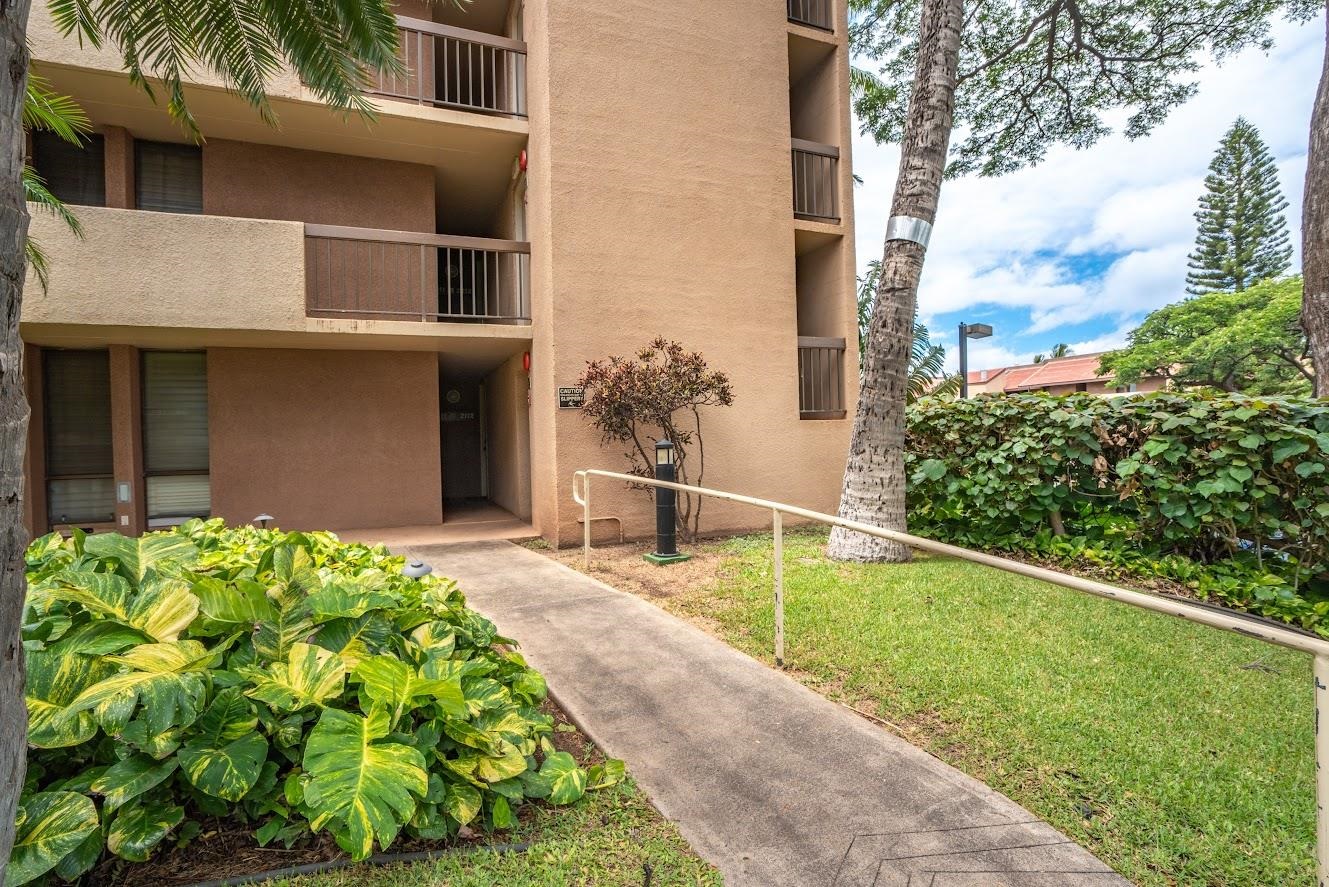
[849, 15, 1324, 373]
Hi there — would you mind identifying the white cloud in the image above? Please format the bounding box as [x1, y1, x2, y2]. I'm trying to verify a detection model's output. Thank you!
[851, 15, 1323, 341]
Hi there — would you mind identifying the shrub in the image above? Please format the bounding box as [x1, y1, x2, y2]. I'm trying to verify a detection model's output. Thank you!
[11, 521, 622, 886]
[578, 337, 734, 542]
[906, 391, 1329, 632]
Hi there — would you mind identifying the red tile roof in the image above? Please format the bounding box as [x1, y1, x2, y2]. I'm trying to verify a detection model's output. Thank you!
[968, 352, 1116, 392]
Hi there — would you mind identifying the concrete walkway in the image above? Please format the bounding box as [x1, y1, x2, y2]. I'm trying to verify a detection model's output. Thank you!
[411, 540, 1129, 887]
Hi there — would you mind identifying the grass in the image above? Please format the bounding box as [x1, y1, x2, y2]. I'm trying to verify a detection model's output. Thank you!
[271, 778, 721, 887]
[659, 529, 1313, 887]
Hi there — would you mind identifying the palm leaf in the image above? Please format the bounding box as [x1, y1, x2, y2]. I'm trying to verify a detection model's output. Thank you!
[24, 74, 92, 144]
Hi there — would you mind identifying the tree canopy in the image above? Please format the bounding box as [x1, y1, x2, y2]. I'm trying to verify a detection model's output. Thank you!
[849, 0, 1320, 177]
[1099, 276, 1311, 394]
[1186, 118, 1293, 294]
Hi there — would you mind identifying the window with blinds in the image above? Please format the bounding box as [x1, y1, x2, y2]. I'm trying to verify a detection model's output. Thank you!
[135, 141, 203, 214]
[31, 131, 106, 207]
[142, 351, 210, 524]
[43, 350, 115, 525]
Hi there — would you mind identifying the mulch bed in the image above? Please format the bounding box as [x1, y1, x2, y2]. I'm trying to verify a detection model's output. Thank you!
[82, 700, 595, 887]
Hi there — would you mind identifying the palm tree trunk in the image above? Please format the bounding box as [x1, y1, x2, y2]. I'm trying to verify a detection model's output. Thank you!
[1304, 0, 1329, 398]
[827, 0, 964, 562]
[0, 0, 31, 878]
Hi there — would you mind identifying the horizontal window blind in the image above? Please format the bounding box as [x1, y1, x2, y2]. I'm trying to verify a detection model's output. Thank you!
[136, 141, 202, 214]
[143, 351, 210, 521]
[43, 349, 114, 525]
[32, 132, 106, 207]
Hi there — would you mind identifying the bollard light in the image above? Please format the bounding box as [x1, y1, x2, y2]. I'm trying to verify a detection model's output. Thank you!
[402, 560, 434, 579]
[644, 440, 690, 566]
[253, 513, 274, 529]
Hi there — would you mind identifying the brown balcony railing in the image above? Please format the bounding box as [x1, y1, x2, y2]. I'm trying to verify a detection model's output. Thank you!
[369, 17, 527, 117]
[788, 0, 833, 30]
[305, 224, 530, 323]
[792, 139, 840, 222]
[798, 336, 846, 419]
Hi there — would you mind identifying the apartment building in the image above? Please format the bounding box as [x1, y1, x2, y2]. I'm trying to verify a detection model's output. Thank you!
[20, 0, 858, 546]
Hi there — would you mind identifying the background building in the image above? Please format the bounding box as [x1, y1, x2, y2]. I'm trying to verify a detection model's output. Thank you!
[965, 352, 1168, 396]
[21, 0, 858, 546]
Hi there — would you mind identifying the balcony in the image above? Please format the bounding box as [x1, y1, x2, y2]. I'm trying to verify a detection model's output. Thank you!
[305, 225, 531, 323]
[798, 337, 846, 419]
[19, 206, 533, 345]
[369, 17, 527, 118]
[792, 139, 840, 223]
[788, 0, 834, 31]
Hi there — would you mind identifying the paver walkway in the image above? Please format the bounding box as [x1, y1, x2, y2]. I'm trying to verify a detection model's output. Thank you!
[410, 540, 1129, 887]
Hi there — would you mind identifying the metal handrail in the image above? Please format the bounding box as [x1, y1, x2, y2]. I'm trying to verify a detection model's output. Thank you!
[570, 467, 1329, 880]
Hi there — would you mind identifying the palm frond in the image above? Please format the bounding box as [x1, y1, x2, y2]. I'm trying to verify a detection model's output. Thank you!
[23, 74, 91, 144]
[26, 237, 51, 293]
[24, 165, 84, 239]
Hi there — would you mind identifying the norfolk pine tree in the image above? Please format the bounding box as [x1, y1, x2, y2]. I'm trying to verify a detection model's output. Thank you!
[1186, 118, 1293, 294]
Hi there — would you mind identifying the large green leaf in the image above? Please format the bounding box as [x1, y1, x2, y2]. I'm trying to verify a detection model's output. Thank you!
[4, 792, 99, 887]
[313, 612, 394, 668]
[193, 577, 276, 625]
[39, 571, 199, 641]
[353, 655, 464, 717]
[68, 640, 217, 735]
[179, 689, 269, 801]
[305, 580, 397, 622]
[106, 801, 185, 862]
[443, 782, 482, 827]
[253, 573, 315, 662]
[302, 707, 428, 860]
[25, 647, 114, 748]
[540, 752, 587, 805]
[84, 532, 199, 582]
[243, 643, 346, 711]
[90, 755, 179, 812]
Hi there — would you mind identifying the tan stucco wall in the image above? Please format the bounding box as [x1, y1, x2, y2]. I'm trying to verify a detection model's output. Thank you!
[202, 140, 436, 230]
[207, 348, 442, 530]
[485, 352, 532, 521]
[527, 0, 858, 545]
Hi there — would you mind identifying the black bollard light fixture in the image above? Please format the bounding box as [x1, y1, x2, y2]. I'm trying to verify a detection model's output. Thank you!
[644, 439, 691, 566]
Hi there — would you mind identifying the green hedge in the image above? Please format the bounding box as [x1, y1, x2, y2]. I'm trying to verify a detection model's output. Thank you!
[12, 521, 622, 886]
[906, 391, 1329, 633]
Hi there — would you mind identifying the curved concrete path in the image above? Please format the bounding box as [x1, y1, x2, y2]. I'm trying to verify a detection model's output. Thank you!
[410, 540, 1129, 887]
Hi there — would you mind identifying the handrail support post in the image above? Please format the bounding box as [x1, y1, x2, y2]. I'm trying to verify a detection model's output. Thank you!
[774, 509, 784, 668]
[1317, 653, 1328, 885]
[583, 473, 592, 570]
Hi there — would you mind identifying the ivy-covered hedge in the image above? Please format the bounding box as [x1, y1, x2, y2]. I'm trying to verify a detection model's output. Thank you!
[906, 391, 1329, 633]
[12, 521, 621, 886]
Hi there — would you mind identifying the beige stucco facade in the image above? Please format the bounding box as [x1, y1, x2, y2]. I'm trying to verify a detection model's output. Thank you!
[21, 0, 858, 545]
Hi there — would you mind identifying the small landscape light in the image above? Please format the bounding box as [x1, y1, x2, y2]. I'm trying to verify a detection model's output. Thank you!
[253, 513, 274, 529]
[402, 560, 434, 579]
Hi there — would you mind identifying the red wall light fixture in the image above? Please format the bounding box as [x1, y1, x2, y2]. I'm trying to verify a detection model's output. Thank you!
[522, 351, 531, 372]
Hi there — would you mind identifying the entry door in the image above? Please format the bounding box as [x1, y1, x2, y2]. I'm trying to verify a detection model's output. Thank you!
[441, 380, 485, 500]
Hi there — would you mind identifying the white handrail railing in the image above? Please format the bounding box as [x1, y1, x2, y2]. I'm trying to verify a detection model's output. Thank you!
[571, 467, 1329, 882]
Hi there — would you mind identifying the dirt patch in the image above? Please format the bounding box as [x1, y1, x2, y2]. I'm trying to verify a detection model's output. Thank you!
[82, 700, 596, 887]
[532, 539, 731, 601]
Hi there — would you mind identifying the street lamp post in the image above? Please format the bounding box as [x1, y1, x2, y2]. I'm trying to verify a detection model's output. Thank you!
[958, 322, 993, 399]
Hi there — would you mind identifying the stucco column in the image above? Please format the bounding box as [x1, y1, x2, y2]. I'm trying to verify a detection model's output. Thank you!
[101, 126, 135, 209]
[23, 344, 46, 537]
[108, 345, 145, 534]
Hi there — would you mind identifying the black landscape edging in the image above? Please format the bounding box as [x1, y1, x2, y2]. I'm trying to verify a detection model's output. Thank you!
[180, 842, 530, 887]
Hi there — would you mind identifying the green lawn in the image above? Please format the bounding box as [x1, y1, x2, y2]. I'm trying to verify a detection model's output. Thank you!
[272, 778, 721, 887]
[662, 529, 1313, 887]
